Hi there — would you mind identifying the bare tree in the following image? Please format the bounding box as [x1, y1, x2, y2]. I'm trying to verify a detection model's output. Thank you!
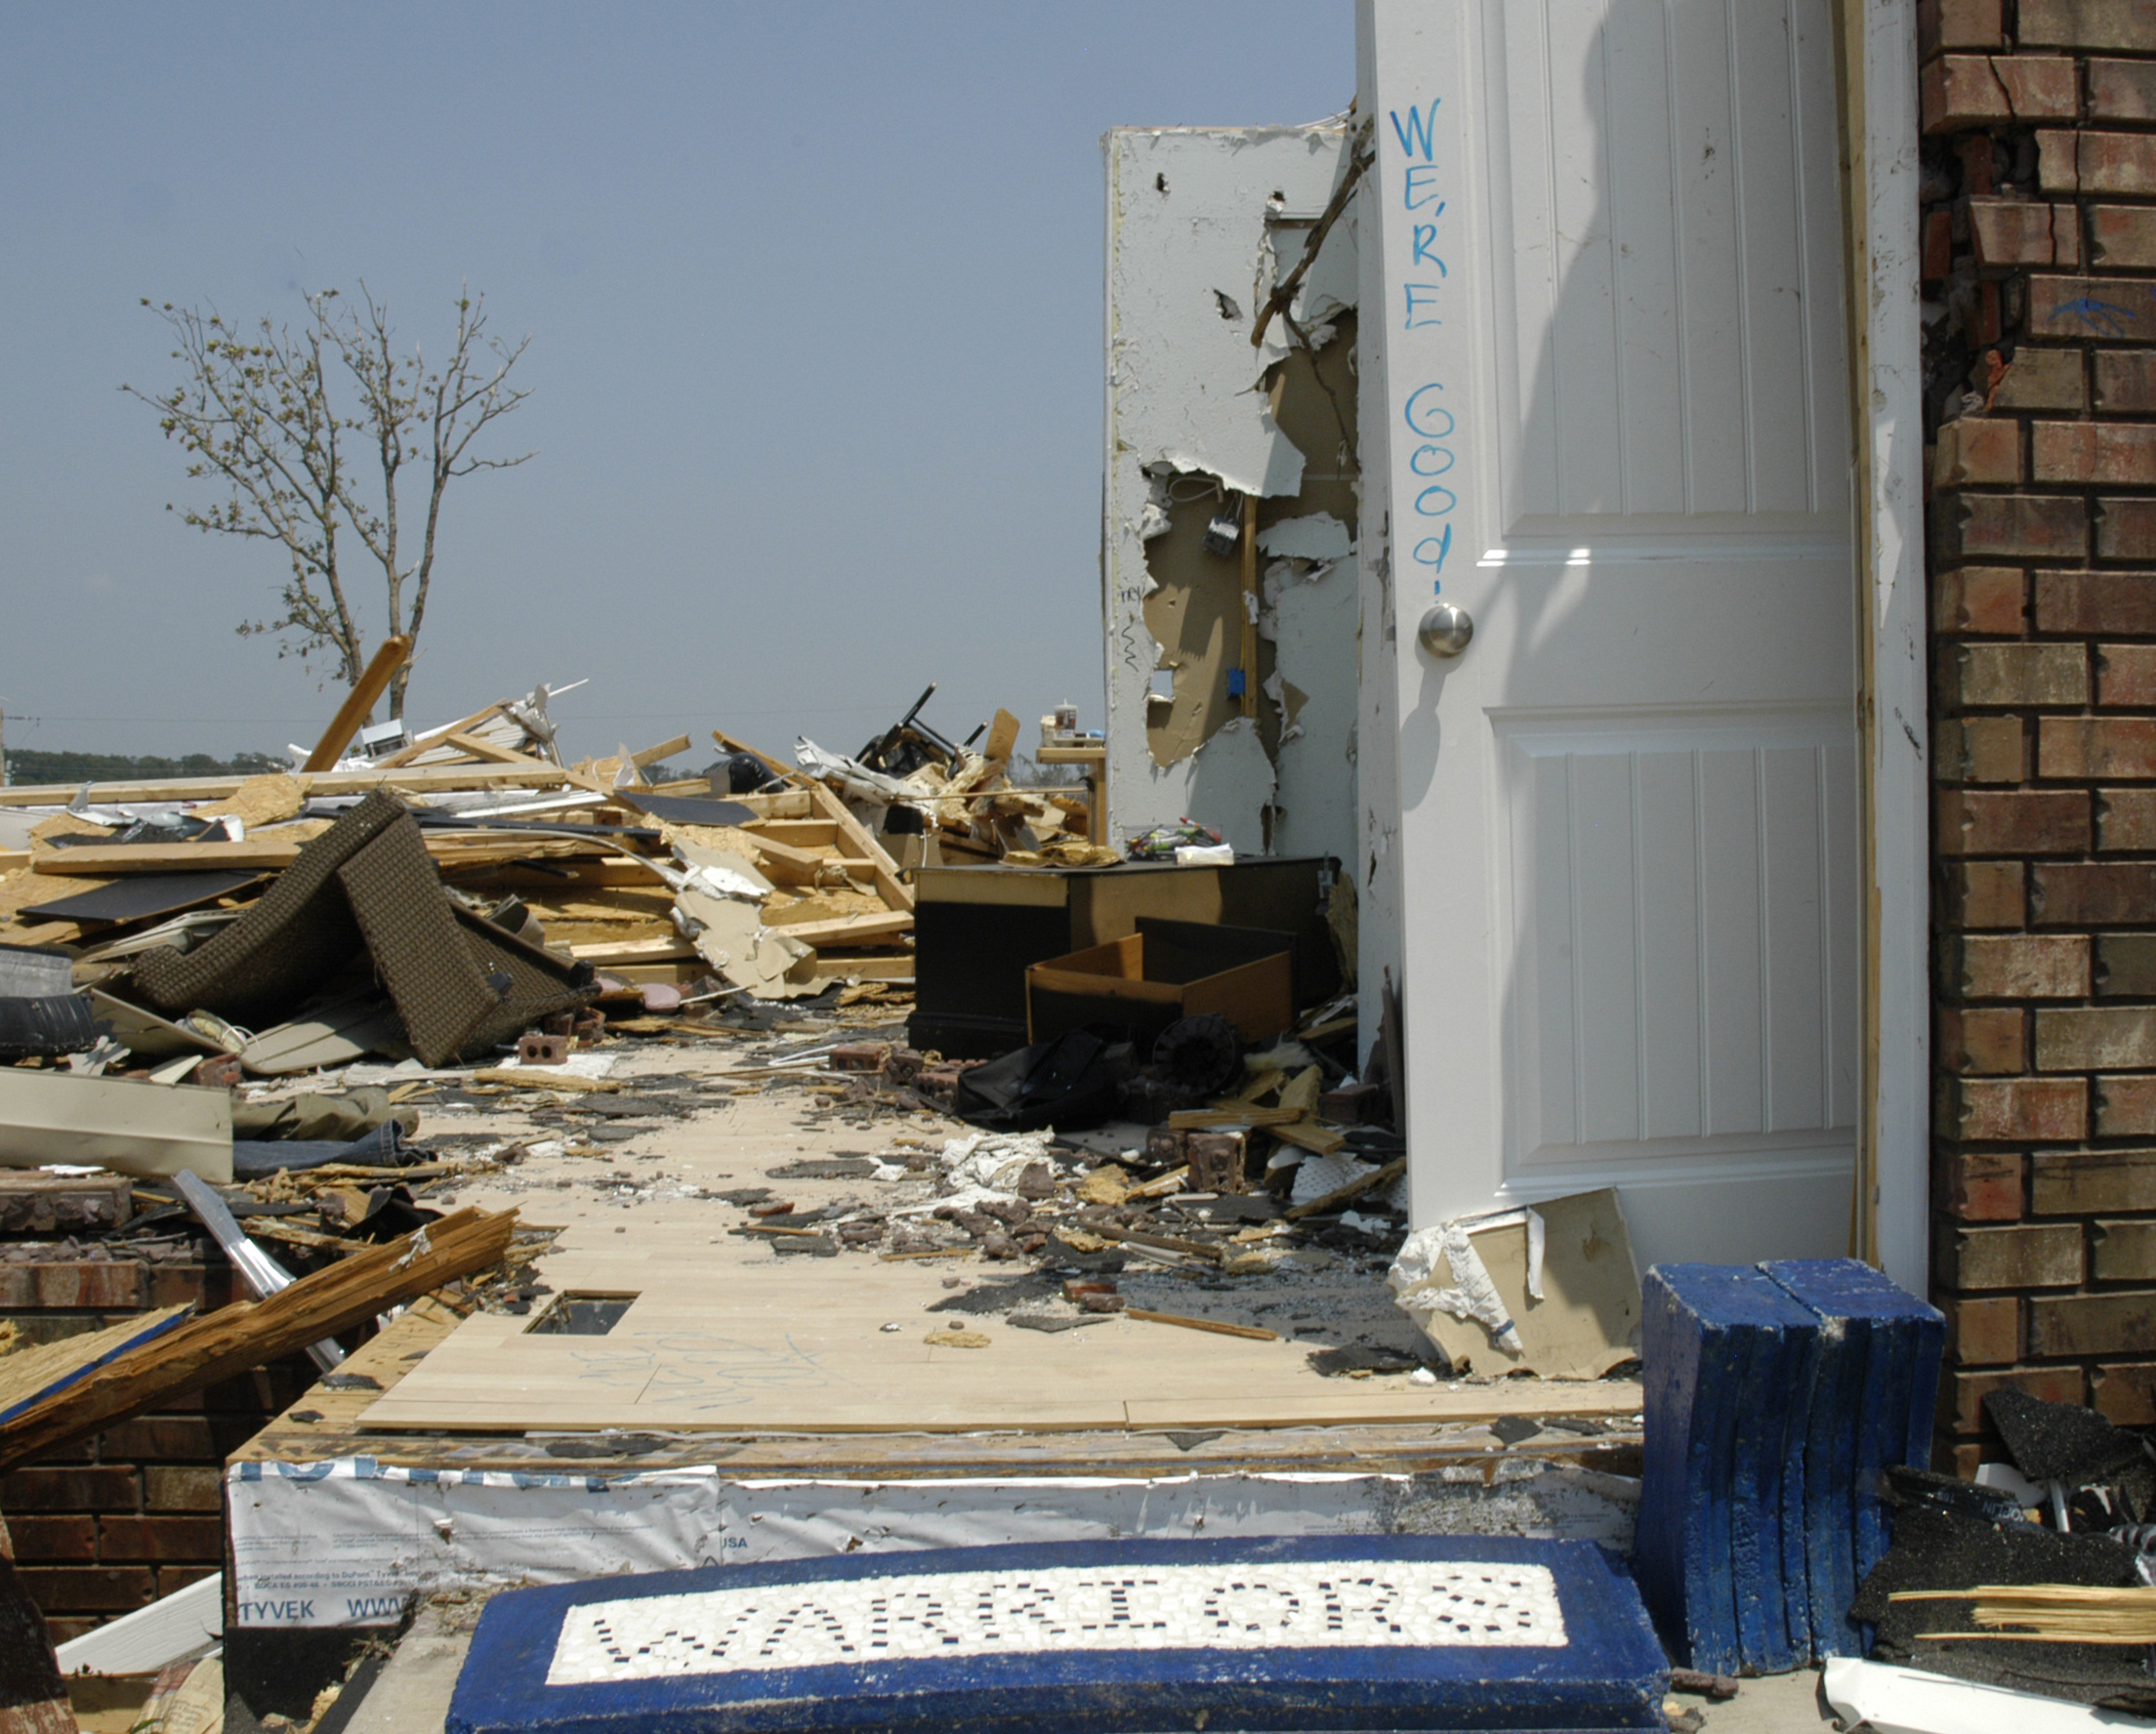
[124, 285, 533, 719]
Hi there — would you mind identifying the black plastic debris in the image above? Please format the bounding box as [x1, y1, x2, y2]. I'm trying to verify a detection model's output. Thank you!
[951, 1029, 1122, 1133]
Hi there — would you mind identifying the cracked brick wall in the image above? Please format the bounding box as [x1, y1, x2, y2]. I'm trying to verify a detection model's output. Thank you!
[1923, 0, 2156, 1471]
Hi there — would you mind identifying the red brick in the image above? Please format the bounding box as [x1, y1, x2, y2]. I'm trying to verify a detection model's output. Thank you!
[2093, 915, 2156, 985]
[1943, 860, 2027, 929]
[1993, 348, 2086, 413]
[2032, 421, 2156, 486]
[1919, 0, 2006, 54]
[2039, 717, 2156, 779]
[1949, 1076, 2087, 1140]
[1968, 197, 2080, 269]
[92, 1417, 217, 1462]
[1948, 933, 2089, 998]
[2098, 788, 2156, 848]
[0, 1263, 148, 1310]
[2095, 1074, 2156, 1135]
[146, 1264, 228, 1311]
[2098, 499, 2156, 563]
[1922, 55, 2078, 131]
[3, 1517, 97, 1564]
[2081, 133, 2156, 196]
[1923, 207, 1954, 285]
[154, 1564, 220, 1598]
[96, 1515, 222, 1564]
[13, 1565, 156, 1614]
[1935, 788, 2091, 854]
[2090, 206, 2156, 271]
[2093, 1362, 2156, 1425]
[1948, 1296, 2020, 1365]
[2030, 862, 2156, 924]
[1941, 716, 2028, 782]
[1949, 1365, 2087, 1434]
[1942, 492, 2090, 560]
[1947, 1222, 2085, 1289]
[2035, 569, 2156, 634]
[1933, 565, 2027, 635]
[2093, 1218, 2156, 1280]
[2095, 643, 2156, 707]
[144, 1466, 222, 1513]
[0, 1467, 141, 1512]
[2030, 1290, 2156, 1356]
[2028, 274, 2156, 343]
[2089, 59, 2156, 122]
[2095, 352, 2156, 415]
[2039, 1007, 2156, 1069]
[1940, 1149, 2026, 1219]
[1939, 1006, 2027, 1074]
[1934, 415, 2023, 485]
[2031, 1146, 2156, 1213]
[1944, 641, 2088, 706]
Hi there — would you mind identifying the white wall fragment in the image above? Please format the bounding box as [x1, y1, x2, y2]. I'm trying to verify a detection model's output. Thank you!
[1102, 124, 1360, 856]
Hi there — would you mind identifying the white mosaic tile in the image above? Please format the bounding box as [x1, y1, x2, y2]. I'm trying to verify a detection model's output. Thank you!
[546, 1559, 1566, 1684]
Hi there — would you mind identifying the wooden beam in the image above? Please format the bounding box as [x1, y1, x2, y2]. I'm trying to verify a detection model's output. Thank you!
[0, 1207, 515, 1473]
[766, 908, 914, 947]
[371, 703, 507, 768]
[631, 733, 693, 768]
[0, 762, 601, 807]
[302, 636, 412, 772]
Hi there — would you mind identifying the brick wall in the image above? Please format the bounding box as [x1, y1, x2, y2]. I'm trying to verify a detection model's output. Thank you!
[1923, 0, 2156, 1472]
[0, 1249, 314, 1645]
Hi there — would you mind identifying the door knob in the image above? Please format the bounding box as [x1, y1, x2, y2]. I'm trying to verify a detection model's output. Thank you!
[1417, 601, 1473, 658]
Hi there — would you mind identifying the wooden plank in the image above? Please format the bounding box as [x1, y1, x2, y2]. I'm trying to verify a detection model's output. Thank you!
[631, 734, 693, 768]
[742, 820, 840, 848]
[767, 909, 913, 948]
[36, 831, 610, 877]
[371, 704, 507, 768]
[805, 780, 913, 912]
[1126, 1308, 1277, 1342]
[0, 763, 608, 808]
[800, 952, 914, 983]
[302, 636, 412, 771]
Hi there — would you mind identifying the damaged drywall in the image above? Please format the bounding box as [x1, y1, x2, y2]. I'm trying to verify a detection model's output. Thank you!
[1102, 121, 1363, 867]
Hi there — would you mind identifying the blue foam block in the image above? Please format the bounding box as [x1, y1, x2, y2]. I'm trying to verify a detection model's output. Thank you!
[1637, 1264, 1815, 1673]
[445, 1535, 1669, 1734]
[1764, 1259, 1945, 1647]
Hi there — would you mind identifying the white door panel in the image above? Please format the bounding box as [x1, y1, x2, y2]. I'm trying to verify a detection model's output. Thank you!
[1364, 0, 1857, 1261]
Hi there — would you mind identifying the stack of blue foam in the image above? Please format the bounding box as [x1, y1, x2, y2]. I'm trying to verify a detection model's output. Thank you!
[1634, 1259, 1944, 1672]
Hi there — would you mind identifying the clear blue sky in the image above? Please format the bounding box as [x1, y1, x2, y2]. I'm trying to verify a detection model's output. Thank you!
[0, 2, 1351, 772]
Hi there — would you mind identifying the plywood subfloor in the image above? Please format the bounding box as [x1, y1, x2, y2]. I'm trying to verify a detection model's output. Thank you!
[354, 1043, 1644, 1438]
[361, 1247, 1640, 1434]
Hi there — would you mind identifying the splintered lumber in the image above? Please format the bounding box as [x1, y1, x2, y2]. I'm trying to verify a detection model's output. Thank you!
[0, 1206, 516, 1473]
[1092, 1222, 1226, 1264]
[1285, 1157, 1406, 1219]
[1889, 1584, 2156, 1643]
[0, 1305, 192, 1425]
[303, 636, 413, 771]
[712, 727, 913, 913]
[1127, 1308, 1278, 1342]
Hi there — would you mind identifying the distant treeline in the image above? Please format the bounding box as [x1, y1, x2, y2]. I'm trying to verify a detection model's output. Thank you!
[3, 749, 286, 787]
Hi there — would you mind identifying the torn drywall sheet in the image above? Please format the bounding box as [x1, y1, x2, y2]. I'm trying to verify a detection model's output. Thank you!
[1102, 122, 1363, 862]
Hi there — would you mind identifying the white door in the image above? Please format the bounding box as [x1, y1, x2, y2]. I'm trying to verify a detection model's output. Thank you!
[1362, 0, 1859, 1272]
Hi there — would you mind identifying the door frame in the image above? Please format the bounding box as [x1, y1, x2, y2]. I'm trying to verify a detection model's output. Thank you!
[1840, 0, 1928, 1291]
